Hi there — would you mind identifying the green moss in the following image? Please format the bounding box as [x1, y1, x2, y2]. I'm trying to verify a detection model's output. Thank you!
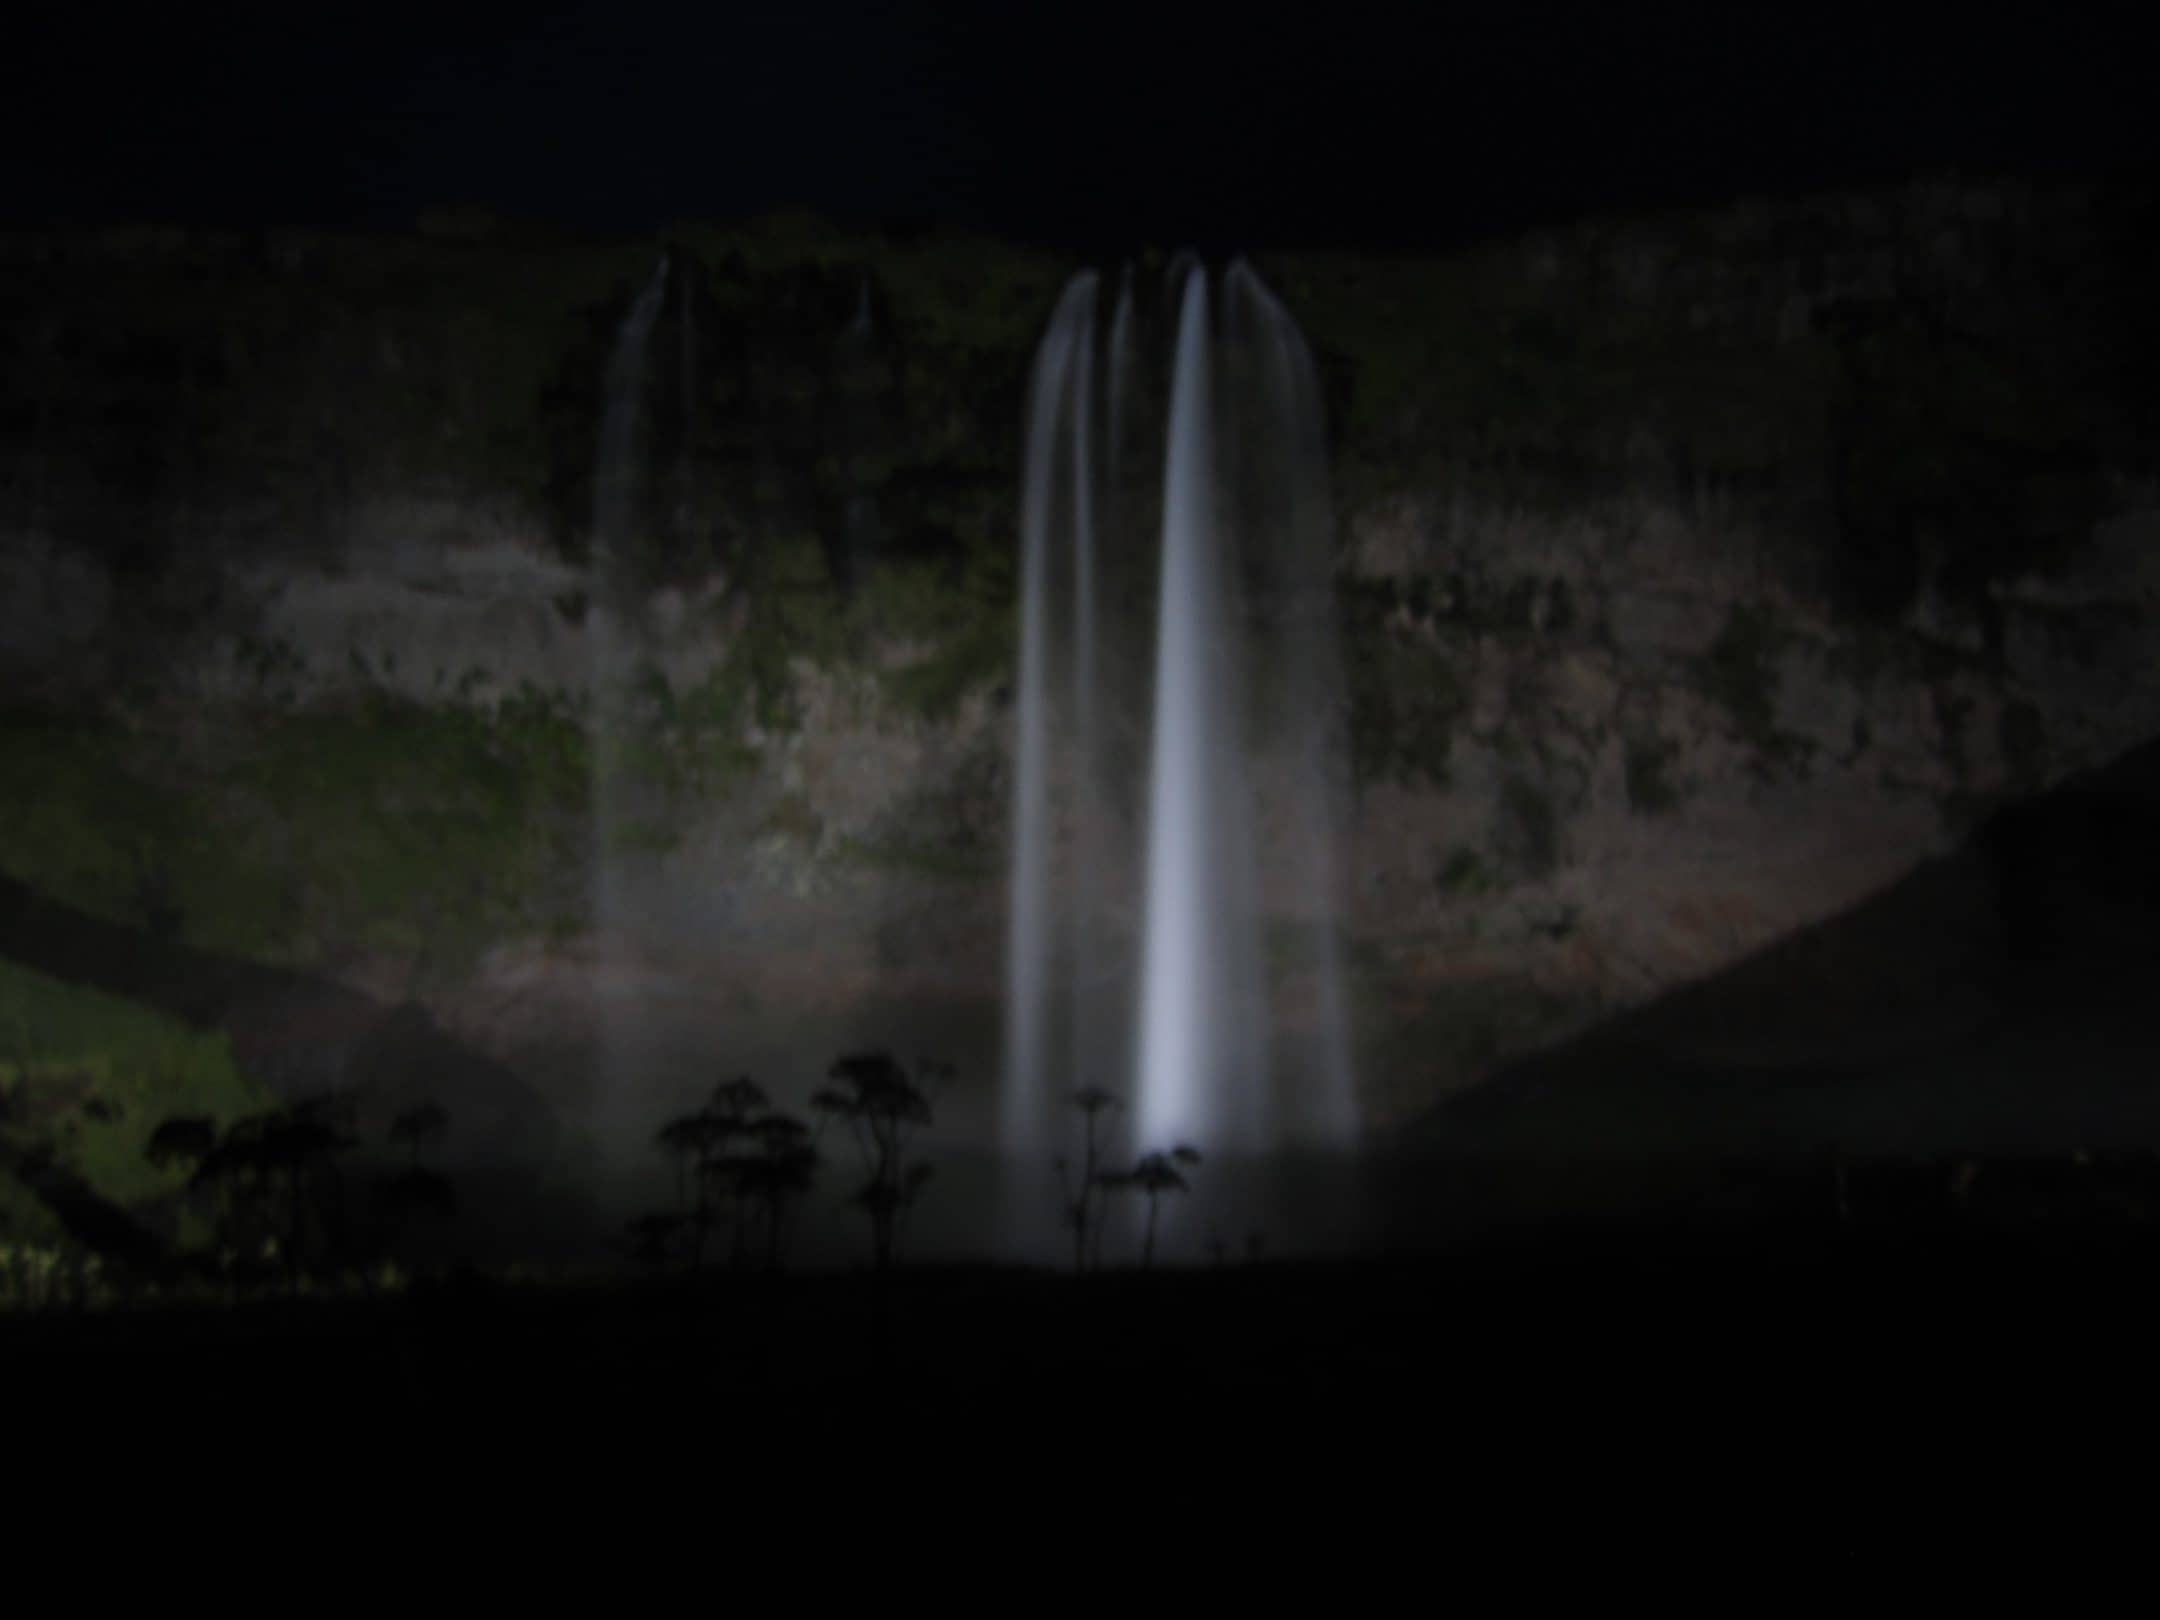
[0, 959, 269, 1219]
[221, 690, 589, 966]
[0, 622, 959, 977]
[0, 712, 192, 935]
[0, 688, 596, 977]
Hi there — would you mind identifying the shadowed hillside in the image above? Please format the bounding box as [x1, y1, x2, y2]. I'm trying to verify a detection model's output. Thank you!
[1418, 732, 2160, 1172]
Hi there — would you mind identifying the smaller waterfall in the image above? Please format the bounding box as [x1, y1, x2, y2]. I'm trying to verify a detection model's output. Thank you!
[674, 256, 697, 540]
[588, 259, 669, 1133]
[1106, 263, 1137, 505]
[593, 261, 669, 565]
[1001, 273, 1099, 1169]
[1224, 261, 1359, 1146]
[838, 270, 883, 591]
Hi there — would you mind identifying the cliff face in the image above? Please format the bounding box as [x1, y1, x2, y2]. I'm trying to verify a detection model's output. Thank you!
[1, 184, 2155, 1169]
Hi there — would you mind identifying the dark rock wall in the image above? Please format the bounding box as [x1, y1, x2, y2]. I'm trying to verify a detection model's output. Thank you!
[1, 182, 2154, 1157]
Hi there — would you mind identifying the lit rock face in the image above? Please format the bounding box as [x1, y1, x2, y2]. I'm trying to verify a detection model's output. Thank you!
[0, 185, 2153, 1148]
[1333, 493, 2160, 1123]
[2, 489, 2155, 1142]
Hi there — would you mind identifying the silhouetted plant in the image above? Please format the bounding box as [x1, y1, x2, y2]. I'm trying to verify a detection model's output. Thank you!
[656, 1110, 730, 1267]
[655, 1114, 706, 1215]
[1055, 1086, 1121, 1273]
[811, 1052, 945, 1270]
[705, 1076, 772, 1267]
[146, 1115, 224, 1261]
[711, 1075, 769, 1124]
[373, 1103, 456, 1263]
[192, 1096, 359, 1286]
[1123, 1145, 1201, 1268]
[728, 1113, 819, 1272]
[658, 1076, 775, 1270]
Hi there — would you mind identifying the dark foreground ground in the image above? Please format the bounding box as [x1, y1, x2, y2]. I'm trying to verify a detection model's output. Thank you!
[9, 1220, 2158, 1459]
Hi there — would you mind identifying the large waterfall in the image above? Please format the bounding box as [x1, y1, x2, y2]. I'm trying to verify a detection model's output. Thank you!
[1002, 261, 1358, 1236]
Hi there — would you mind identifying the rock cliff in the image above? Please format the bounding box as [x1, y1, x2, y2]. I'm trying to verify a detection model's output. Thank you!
[2, 183, 2154, 1183]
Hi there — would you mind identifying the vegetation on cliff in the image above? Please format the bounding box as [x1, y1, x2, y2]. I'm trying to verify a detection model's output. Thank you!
[0, 958, 266, 1250]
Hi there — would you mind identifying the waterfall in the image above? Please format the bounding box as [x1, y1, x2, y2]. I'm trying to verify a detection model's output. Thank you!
[589, 258, 668, 1127]
[839, 270, 882, 591]
[1223, 261, 1359, 1146]
[593, 260, 669, 570]
[1106, 264, 1137, 502]
[1134, 267, 1270, 1151]
[1001, 272, 1099, 1165]
[1001, 259, 1358, 1240]
[675, 256, 697, 540]
[1065, 284, 1105, 1135]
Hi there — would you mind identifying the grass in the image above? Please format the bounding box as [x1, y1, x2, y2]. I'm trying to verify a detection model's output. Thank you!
[0, 959, 268, 1230]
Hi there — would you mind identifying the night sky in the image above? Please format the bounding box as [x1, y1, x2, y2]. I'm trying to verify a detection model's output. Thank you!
[5, 4, 2154, 248]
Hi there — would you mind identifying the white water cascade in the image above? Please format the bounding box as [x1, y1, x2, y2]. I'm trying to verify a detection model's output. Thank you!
[1001, 261, 1358, 1241]
[1001, 272, 1101, 1166]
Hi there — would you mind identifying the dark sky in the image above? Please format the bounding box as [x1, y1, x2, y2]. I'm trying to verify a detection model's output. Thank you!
[4, 2, 2153, 249]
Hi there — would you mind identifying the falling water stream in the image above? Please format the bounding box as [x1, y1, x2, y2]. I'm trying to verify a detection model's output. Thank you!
[589, 259, 668, 1144]
[1001, 273, 1100, 1165]
[582, 253, 1351, 1246]
[1002, 262, 1359, 1247]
